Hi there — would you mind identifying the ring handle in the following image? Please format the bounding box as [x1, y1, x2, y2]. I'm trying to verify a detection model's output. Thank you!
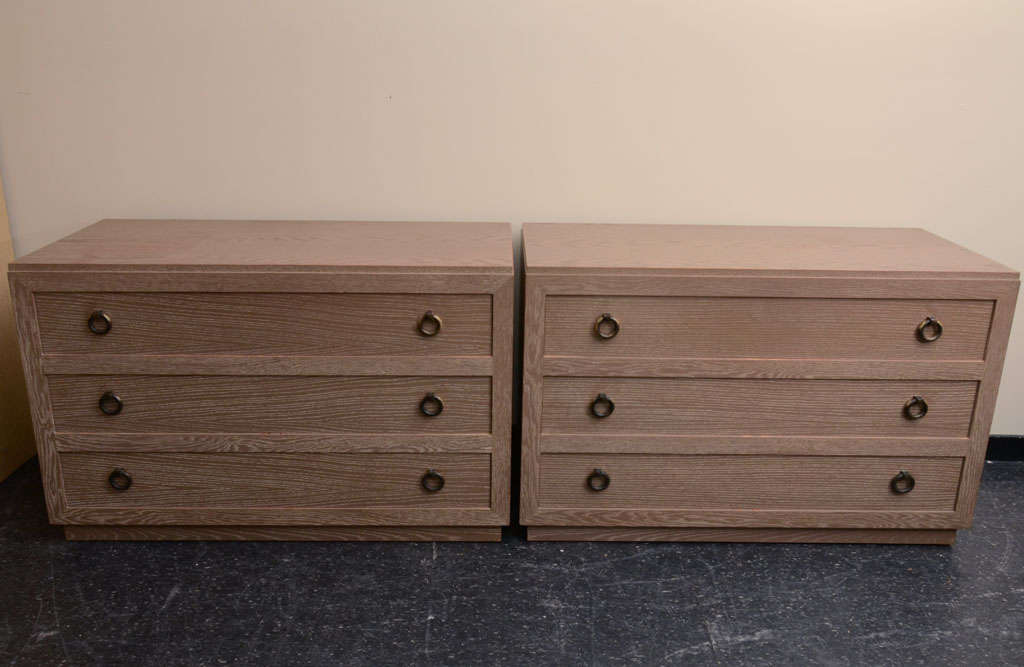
[418, 311, 443, 337]
[916, 316, 943, 343]
[420, 392, 444, 417]
[590, 393, 615, 418]
[890, 470, 915, 494]
[421, 469, 445, 492]
[98, 391, 124, 416]
[586, 469, 610, 492]
[108, 468, 132, 491]
[88, 310, 112, 335]
[903, 395, 928, 420]
[593, 313, 620, 340]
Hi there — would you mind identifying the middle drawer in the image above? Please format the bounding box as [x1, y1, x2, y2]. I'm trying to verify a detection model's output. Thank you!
[49, 376, 491, 433]
[542, 378, 977, 437]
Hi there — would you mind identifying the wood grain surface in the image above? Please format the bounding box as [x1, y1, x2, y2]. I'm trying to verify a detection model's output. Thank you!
[13, 220, 513, 273]
[519, 228, 1018, 540]
[41, 354, 494, 377]
[54, 433, 496, 453]
[527, 527, 956, 544]
[61, 452, 490, 509]
[541, 378, 977, 437]
[544, 296, 993, 360]
[538, 434, 971, 457]
[539, 454, 962, 512]
[49, 375, 491, 434]
[12, 221, 513, 538]
[36, 292, 491, 356]
[64, 525, 502, 541]
[523, 223, 1016, 277]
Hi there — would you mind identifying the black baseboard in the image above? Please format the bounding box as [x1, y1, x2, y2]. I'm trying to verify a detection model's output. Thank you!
[987, 435, 1024, 461]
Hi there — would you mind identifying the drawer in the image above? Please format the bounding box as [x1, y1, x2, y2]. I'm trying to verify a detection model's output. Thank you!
[544, 296, 993, 360]
[35, 292, 491, 356]
[542, 378, 976, 437]
[61, 452, 490, 509]
[49, 376, 491, 433]
[539, 454, 962, 511]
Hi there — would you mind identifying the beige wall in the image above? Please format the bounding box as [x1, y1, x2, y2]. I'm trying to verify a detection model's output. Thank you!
[2, 1, 1022, 432]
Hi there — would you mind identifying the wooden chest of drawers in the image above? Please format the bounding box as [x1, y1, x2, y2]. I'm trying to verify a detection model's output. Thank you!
[520, 224, 1018, 544]
[9, 220, 513, 541]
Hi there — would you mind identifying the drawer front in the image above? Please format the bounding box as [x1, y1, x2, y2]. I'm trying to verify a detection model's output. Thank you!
[49, 376, 491, 433]
[544, 296, 993, 360]
[36, 292, 491, 356]
[542, 378, 976, 437]
[540, 454, 962, 511]
[61, 453, 490, 509]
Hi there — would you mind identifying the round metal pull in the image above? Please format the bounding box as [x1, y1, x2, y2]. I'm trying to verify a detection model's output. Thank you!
[890, 470, 915, 494]
[88, 310, 112, 335]
[916, 316, 943, 343]
[590, 393, 615, 418]
[421, 469, 445, 492]
[98, 391, 123, 416]
[418, 311, 443, 337]
[593, 313, 620, 340]
[903, 395, 928, 420]
[420, 392, 444, 417]
[587, 469, 610, 492]
[108, 468, 132, 491]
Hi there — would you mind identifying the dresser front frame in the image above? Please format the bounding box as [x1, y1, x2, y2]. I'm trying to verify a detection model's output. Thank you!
[11, 270, 513, 534]
[520, 273, 1018, 537]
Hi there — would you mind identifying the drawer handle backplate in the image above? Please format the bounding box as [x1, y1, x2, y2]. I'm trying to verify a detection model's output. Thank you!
[594, 313, 620, 340]
[108, 468, 132, 491]
[890, 470, 915, 494]
[98, 391, 124, 416]
[587, 468, 611, 492]
[590, 393, 615, 418]
[421, 469, 445, 492]
[917, 316, 943, 343]
[88, 310, 112, 335]
[420, 392, 444, 417]
[903, 395, 928, 420]
[418, 310, 443, 337]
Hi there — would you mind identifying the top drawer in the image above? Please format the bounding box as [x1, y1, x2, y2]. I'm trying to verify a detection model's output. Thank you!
[35, 292, 491, 356]
[544, 297, 993, 361]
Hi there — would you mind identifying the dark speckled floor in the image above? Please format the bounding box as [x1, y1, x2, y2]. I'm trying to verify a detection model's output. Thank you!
[1, 459, 1022, 666]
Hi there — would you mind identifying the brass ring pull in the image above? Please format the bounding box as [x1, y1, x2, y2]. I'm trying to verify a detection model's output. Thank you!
[420, 392, 444, 417]
[98, 391, 124, 416]
[590, 393, 615, 418]
[903, 395, 928, 420]
[88, 310, 112, 335]
[421, 469, 445, 492]
[108, 468, 132, 491]
[593, 313, 620, 340]
[418, 311, 443, 337]
[890, 470, 915, 494]
[587, 469, 610, 492]
[916, 316, 943, 343]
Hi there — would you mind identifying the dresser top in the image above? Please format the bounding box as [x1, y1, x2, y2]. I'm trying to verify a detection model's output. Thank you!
[11, 220, 513, 273]
[523, 223, 1016, 278]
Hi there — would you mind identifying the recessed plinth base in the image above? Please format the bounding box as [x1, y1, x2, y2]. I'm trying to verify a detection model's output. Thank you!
[527, 527, 957, 545]
[64, 525, 502, 542]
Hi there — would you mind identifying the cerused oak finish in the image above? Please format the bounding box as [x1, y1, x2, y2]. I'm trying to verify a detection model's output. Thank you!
[521, 223, 1018, 543]
[10, 220, 514, 541]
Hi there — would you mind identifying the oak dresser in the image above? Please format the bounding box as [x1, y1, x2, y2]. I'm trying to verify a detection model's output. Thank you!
[9, 220, 513, 541]
[520, 223, 1018, 544]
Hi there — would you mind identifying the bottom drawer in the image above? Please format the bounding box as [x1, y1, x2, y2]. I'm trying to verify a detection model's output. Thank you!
[539, 454, 962, 512]
[61, 453, 491, 509]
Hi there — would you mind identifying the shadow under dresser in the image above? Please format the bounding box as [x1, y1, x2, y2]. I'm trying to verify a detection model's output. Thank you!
[520, 223, 1018, 544]
[9, 220, 513, 541]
